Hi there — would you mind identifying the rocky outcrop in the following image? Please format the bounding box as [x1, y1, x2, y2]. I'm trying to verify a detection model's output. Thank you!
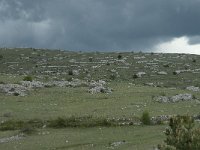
[155, 93, 194, 103]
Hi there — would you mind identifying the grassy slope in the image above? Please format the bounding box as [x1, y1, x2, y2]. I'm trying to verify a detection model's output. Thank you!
[0, 48, 200, 149]
[0, 82, 199, 121]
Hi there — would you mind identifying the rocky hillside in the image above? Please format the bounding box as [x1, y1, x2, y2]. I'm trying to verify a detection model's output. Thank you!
[0, 48, 200, 89]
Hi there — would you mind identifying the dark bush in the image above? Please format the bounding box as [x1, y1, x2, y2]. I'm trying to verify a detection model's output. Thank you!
[172, 71, 177, 75]
[68, 70, 73, 76]
[89, 57, 93, 62]
[192, 59, 196, 63]
[133, 74, 139, 79]
[13, 92, 20, 96]
[117, 54, 122, 59]
[0, 81, 5, 84]
[23, 75, 33, 82]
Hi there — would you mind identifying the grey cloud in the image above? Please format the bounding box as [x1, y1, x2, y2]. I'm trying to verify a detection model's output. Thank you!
[0, 0, 200, 51]
[188, 36, 200, 45]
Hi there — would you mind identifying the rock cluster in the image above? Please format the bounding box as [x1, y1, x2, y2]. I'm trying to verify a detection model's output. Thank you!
[109, 140, 126, 148]
[44, 79, 87, 88]
[156, 93, 194, 103]
[0, 134, 24, 144]
[0, 84, 27, 96]
[0, 79, 112, 96]
[151, 115, 171, 124]
[20, 81, 44, 88]
[186, 86, 200, 92]
[88, 80, 112, 94]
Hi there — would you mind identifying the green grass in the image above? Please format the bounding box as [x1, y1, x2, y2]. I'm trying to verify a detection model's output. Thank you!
[0, 125, 166, 150]
[0, 82, 199, 121]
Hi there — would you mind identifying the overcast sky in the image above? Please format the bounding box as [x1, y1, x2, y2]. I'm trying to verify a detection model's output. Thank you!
[0, 0, 200, 54]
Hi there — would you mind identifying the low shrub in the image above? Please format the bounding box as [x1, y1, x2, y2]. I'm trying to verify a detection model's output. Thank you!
[20, 125, 36, 135]
[48, 116, 114, 128]
[0, 120, 25, 131]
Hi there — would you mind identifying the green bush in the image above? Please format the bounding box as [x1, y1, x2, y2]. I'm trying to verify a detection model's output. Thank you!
[158, 115, 200, 150]
[0, 54, 3, 59]
[23, 75, 33, 82]
[117, 54, 122, 59]
[133, 74, 139, 79]
[68, 70, 73, 76]
[141, 111, 151, 125]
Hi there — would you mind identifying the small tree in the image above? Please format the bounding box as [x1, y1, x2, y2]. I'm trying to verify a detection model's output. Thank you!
[141, 111, 151, 125]
[158, 115, 200, 150]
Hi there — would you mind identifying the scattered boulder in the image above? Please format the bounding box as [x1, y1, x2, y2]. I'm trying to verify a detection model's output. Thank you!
[135, 72, 146, 78]
[144, 83, 154, 86]
[157, 71, 167, 75]
[156, 96, 169, 103]
[109, 140, 126, 148]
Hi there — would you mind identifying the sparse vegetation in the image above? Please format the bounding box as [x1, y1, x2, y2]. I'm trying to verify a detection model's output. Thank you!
[1, 48, 200, 149]
[0, 116, 127, 131]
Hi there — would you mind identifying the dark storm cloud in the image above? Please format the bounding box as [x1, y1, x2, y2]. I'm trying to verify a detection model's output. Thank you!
[0, 0, 200, 51]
